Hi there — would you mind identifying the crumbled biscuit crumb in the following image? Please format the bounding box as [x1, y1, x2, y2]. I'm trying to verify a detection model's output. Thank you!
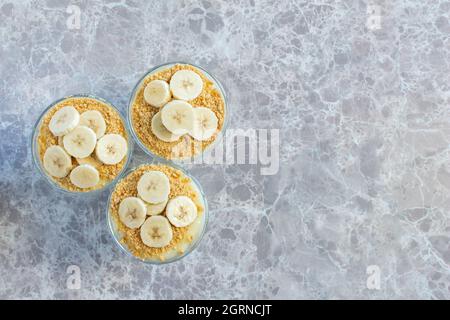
[109, 164, 204, 261]
[131, 64, 225, 160]
[37, 97, 128, 192]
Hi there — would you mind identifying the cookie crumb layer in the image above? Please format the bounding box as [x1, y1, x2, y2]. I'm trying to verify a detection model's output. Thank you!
[131, 64, 225, 160]
[37, 97, 128, 192]
[109, 164, 204, 261]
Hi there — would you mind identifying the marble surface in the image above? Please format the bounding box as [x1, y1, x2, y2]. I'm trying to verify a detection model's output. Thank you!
[1, 0, 449, 300]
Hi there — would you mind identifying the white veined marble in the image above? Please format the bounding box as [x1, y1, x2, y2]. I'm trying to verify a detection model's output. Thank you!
[0, 0, 449, 299]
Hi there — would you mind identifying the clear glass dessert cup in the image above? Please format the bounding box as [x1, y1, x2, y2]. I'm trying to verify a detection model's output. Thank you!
[127, 61, 229, 165]
[31, 94, 134, 195]
[106, 162, 209, 264]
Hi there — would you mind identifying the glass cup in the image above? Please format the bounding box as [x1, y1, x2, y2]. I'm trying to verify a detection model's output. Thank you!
[31, 94, 133, 194]
[107, 162, 209, 264]
[127, 61, 229, 164]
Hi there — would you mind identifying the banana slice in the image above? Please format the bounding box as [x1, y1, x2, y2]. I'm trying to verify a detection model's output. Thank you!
[79, 110, 106, 139]
[69, 164, 99, 188]
[166, 196, 198, 227]
[137, 171, 170, 204]
[49, 106, 80, 137]
[76, 155, 102, 168]
[95, 134, 127, 165]
[190, 107, 218, 141]
[144, 80, 171, 108]
[151, 111, 182, 142]
[63, 125, 97, 158]
[169, 70, 203, 101]
[118, 197, 147, 229]
[160, 100, 194, 135]
[146, 198, 168, 216]
[140, 216, 173, 248]
[43, 145, 72, 178]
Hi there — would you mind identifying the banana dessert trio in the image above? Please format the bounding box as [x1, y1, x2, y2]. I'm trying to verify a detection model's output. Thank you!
[130, 63, 226, 160]
[108, 164, 205, 261]
[37, 96, 129, 191]
[33, 63, 223, 263]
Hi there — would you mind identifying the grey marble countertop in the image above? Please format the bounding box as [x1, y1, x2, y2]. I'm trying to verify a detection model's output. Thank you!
[1, 0, 449, 299]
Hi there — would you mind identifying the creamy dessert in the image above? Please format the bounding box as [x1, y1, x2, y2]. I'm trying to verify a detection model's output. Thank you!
[108, 164, 206, 262]
[130, 63, 226, 160]
[36, 96, 129, 192]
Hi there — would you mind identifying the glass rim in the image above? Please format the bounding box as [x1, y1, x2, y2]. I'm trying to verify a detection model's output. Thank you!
[127, 61, 230, 166]
[106, 162, 209, 264]
[31, 93, 134, 195]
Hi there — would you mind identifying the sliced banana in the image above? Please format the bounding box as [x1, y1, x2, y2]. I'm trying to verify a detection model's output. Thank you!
[151, 111, 182, 142]
[63, 125, 97, 158]
[69, 164, 99, 189]
[43, 145, 72, 178]
[144, 80, 171, 108]
[137, 171, 170, 204]
[49, 106, 80, 137]
[76, 155, 102, 168]
[169, 70, 203, 101]
[140, 216, 173, 248]
[79, 110, 106, 139]
[146, 198, 168, 216]
[160, 100, 194, 135]
[166, 196, 198, 227]
[190, 107, 218, 141]
[95, 134, 127, 165]
[118, 197, 147, 229]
